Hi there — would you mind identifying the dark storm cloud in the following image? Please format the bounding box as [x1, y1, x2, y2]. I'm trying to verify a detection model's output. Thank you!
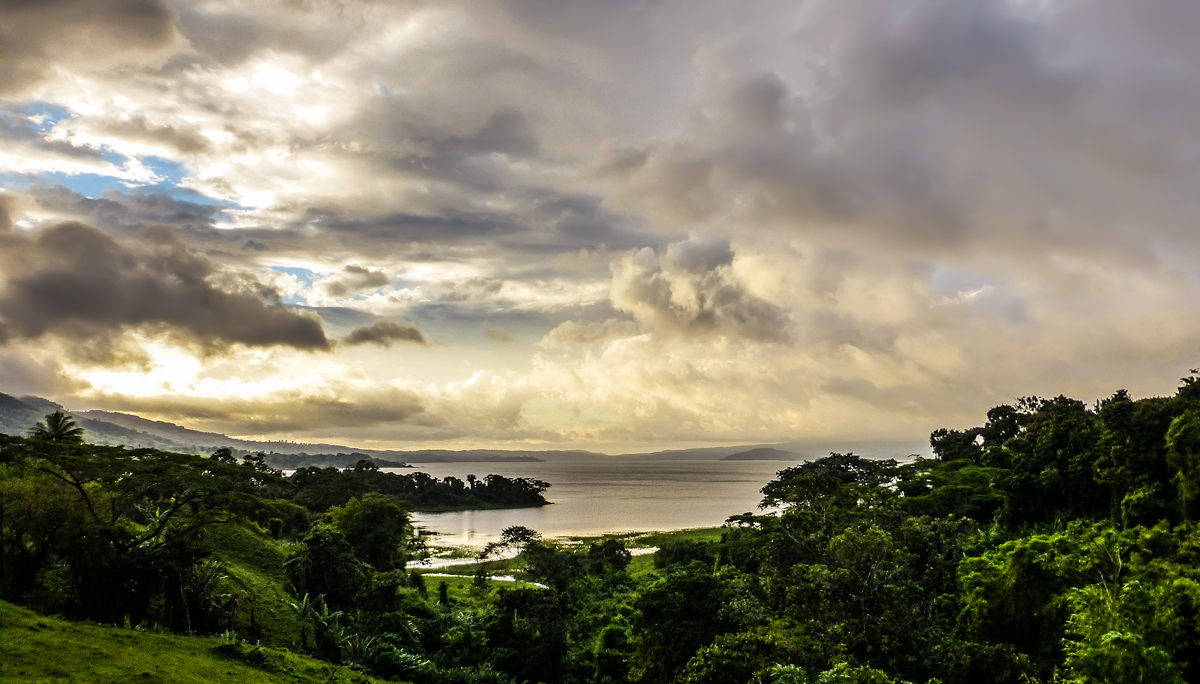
[343, 320, 426, 348]
[0, 220, 330, 354]
[0, 0, 175, 95]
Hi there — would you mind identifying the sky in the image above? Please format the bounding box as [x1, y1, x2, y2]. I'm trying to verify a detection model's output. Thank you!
[0, 0, 1199, 453]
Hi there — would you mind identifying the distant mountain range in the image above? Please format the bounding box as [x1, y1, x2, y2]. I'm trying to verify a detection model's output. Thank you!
[0, 391, 928, 466]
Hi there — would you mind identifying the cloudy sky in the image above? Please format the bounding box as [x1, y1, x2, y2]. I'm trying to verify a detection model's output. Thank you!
[0, 0, 1198, 452]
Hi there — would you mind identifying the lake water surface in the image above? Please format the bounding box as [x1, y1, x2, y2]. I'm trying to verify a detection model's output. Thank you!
[399, 460, 791, 548]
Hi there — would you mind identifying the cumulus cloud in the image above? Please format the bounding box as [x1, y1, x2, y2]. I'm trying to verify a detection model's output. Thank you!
[0, 220, 329, 356]
[343, 320, 425, 347]
[608, 237, 791, 342]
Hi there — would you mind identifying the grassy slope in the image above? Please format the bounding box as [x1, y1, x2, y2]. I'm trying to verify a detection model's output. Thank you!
[206, 522, 303, 649]
[0, 601, 399, 684]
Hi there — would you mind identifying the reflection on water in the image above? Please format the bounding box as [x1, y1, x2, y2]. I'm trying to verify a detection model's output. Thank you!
[401, 460, 791, 547]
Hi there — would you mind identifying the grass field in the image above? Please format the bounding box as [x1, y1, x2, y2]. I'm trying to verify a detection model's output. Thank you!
[206, 522, 304, 649]
[560, 526, 725, 548]
[0, 601, 395, 684]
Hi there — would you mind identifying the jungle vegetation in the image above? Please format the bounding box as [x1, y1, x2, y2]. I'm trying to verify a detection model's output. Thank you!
[6, 373, 1200, 683]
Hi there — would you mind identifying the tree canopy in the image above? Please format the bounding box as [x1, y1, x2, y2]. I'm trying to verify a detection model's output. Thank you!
[8, 374, 1200, 683]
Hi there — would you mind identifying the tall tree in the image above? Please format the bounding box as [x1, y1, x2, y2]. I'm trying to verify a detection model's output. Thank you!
[27, 410, 84, 443]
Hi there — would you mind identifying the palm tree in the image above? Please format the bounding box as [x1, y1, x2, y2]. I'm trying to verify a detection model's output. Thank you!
[28, 410, 85, 443]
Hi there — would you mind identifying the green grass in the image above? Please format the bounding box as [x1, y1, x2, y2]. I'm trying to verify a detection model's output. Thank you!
[0, 601, 398, 684]
[413, 526, 729, 586]
[625, 526, 725, 547]
[413, 566, 536, 606]
[424, 545, 479, 560]
[563, 526, 725, 548]
[560, 527, 726, 580]
[206, 522, 303, 649]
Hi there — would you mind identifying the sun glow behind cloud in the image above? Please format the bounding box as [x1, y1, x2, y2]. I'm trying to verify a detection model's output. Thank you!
[77, 344, 204, 398]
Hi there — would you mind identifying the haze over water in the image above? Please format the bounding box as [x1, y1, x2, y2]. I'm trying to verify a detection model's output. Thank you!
[402, 461, 790, 547]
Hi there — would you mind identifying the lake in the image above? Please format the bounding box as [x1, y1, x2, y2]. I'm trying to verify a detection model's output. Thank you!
[399, 460, 792, 548]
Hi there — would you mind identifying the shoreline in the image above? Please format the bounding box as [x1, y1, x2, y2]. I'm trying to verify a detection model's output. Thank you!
[410, 500, 552, 514]
[412, 525, 725, 568]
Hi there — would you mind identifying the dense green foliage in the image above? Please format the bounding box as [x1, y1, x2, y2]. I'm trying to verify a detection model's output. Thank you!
[7, 372, 1200, 683]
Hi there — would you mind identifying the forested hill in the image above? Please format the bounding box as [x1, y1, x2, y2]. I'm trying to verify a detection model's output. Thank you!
[7, 374, 1200, 683]
[0, 392, 563, 464]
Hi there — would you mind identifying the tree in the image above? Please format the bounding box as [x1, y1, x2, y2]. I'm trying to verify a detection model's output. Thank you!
[1166, 410, 1200, 520]
[284, 525, 364, 610]
[211, 447, 238, 464]
[481, 525, 542, 587]
[631, 569, 743, 683]
[27, 410, 84, 444]
[2, 437, 279, 625]
[327, 493, 411, 570]
[679, 632, 780, 684]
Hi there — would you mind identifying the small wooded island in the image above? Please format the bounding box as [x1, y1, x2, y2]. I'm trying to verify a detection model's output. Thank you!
[289, 458, 551, 512]
[7, 372, 1200, 683]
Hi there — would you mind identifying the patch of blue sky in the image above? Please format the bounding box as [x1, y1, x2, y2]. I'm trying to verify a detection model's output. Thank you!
[1, 157, 244, 218]
[270, 266, 318, 285]
[17, 102, 73, 132]
[0, 170, 130, 200]
[3, 102, 246, 223]
[929, 263, 993, 297]
[930, 263, 1027, 322]
[141, 155, 186, 186]
[96, 146, 126, 165]
[138, 156, 245, 210]
[269, 267, 316, 306]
